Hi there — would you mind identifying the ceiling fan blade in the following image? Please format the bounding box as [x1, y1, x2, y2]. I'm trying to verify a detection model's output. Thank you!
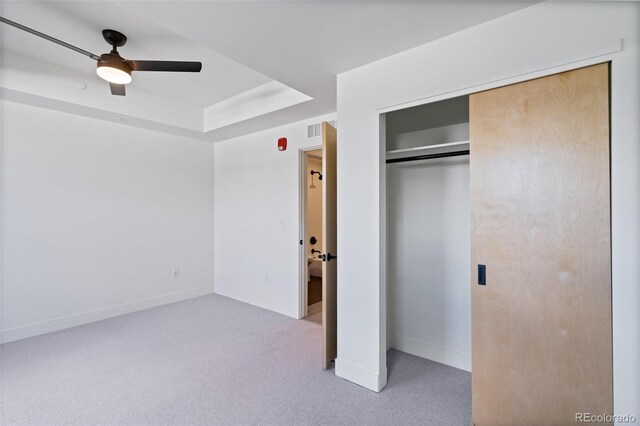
[130, 60, 202, 73]
[0, 17, 100, 60]
[110, 83, 126, 96]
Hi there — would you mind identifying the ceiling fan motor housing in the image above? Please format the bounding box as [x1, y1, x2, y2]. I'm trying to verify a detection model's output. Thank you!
[97, 52, 133, 74]
[96, 50, 133, 85]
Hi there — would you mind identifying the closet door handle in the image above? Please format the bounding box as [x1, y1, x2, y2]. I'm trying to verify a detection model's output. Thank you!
[478, 264, 486, 285]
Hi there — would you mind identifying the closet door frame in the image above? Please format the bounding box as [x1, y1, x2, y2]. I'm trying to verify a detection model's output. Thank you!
[378, 50, 624, 409]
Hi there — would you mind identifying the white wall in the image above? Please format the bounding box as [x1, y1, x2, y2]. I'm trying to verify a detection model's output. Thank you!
[387, 157, 471, 371]
[1, 101, 215, 343]
[214, 114, 335, 318]
[336, 2, 640, 419]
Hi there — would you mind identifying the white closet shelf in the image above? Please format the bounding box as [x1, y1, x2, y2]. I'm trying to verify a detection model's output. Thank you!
[386, 141, 469, 155]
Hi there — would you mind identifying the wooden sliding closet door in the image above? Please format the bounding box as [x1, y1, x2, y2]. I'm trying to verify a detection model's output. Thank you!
[470, 63, 612, 425]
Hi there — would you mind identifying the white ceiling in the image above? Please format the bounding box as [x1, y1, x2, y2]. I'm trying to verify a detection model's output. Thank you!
[1, 1, 535, 142]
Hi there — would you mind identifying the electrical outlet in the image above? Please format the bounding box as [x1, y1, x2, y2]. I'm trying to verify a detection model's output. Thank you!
[171, 268, 180, 278]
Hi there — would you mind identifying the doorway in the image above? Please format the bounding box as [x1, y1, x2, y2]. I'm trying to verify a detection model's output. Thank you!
[303, 149, 324, 322]
[298, 122, 338, 370]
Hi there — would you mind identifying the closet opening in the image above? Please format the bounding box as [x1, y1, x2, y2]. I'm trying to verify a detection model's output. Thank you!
[383, 95, 472, 399]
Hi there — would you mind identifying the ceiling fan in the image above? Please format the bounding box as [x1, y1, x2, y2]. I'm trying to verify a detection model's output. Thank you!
[0, 17, 202, 96]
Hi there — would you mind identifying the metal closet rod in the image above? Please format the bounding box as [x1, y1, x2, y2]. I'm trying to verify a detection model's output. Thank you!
[385, 150, 470, 164]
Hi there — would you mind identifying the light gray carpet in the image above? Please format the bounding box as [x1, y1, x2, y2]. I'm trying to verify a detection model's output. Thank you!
[0, 294, 470, 425]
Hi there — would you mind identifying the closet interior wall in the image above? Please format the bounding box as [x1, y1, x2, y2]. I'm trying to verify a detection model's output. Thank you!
[385, 96, 472, 371]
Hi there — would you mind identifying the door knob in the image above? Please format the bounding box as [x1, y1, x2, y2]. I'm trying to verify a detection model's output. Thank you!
[321, 253, 337, 262]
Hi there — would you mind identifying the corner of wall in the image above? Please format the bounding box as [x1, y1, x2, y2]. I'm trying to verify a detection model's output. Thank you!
[335, 357, 387, 392]
[213, 284, 299, 319]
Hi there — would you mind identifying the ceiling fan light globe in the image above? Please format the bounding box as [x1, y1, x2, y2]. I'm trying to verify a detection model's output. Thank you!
[96, 65, 132, 84]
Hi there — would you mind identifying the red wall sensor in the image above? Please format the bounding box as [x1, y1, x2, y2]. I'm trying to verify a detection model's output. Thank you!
[278, 137, 287, 151]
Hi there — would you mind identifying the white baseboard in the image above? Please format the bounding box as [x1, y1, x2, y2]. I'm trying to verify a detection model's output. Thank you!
[214, 284, 298, 318]
[391, 335, 471, 372]
[335, 357, 387, 392]
[307, 301, 322, 315]
[0, 285, 214, 344]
